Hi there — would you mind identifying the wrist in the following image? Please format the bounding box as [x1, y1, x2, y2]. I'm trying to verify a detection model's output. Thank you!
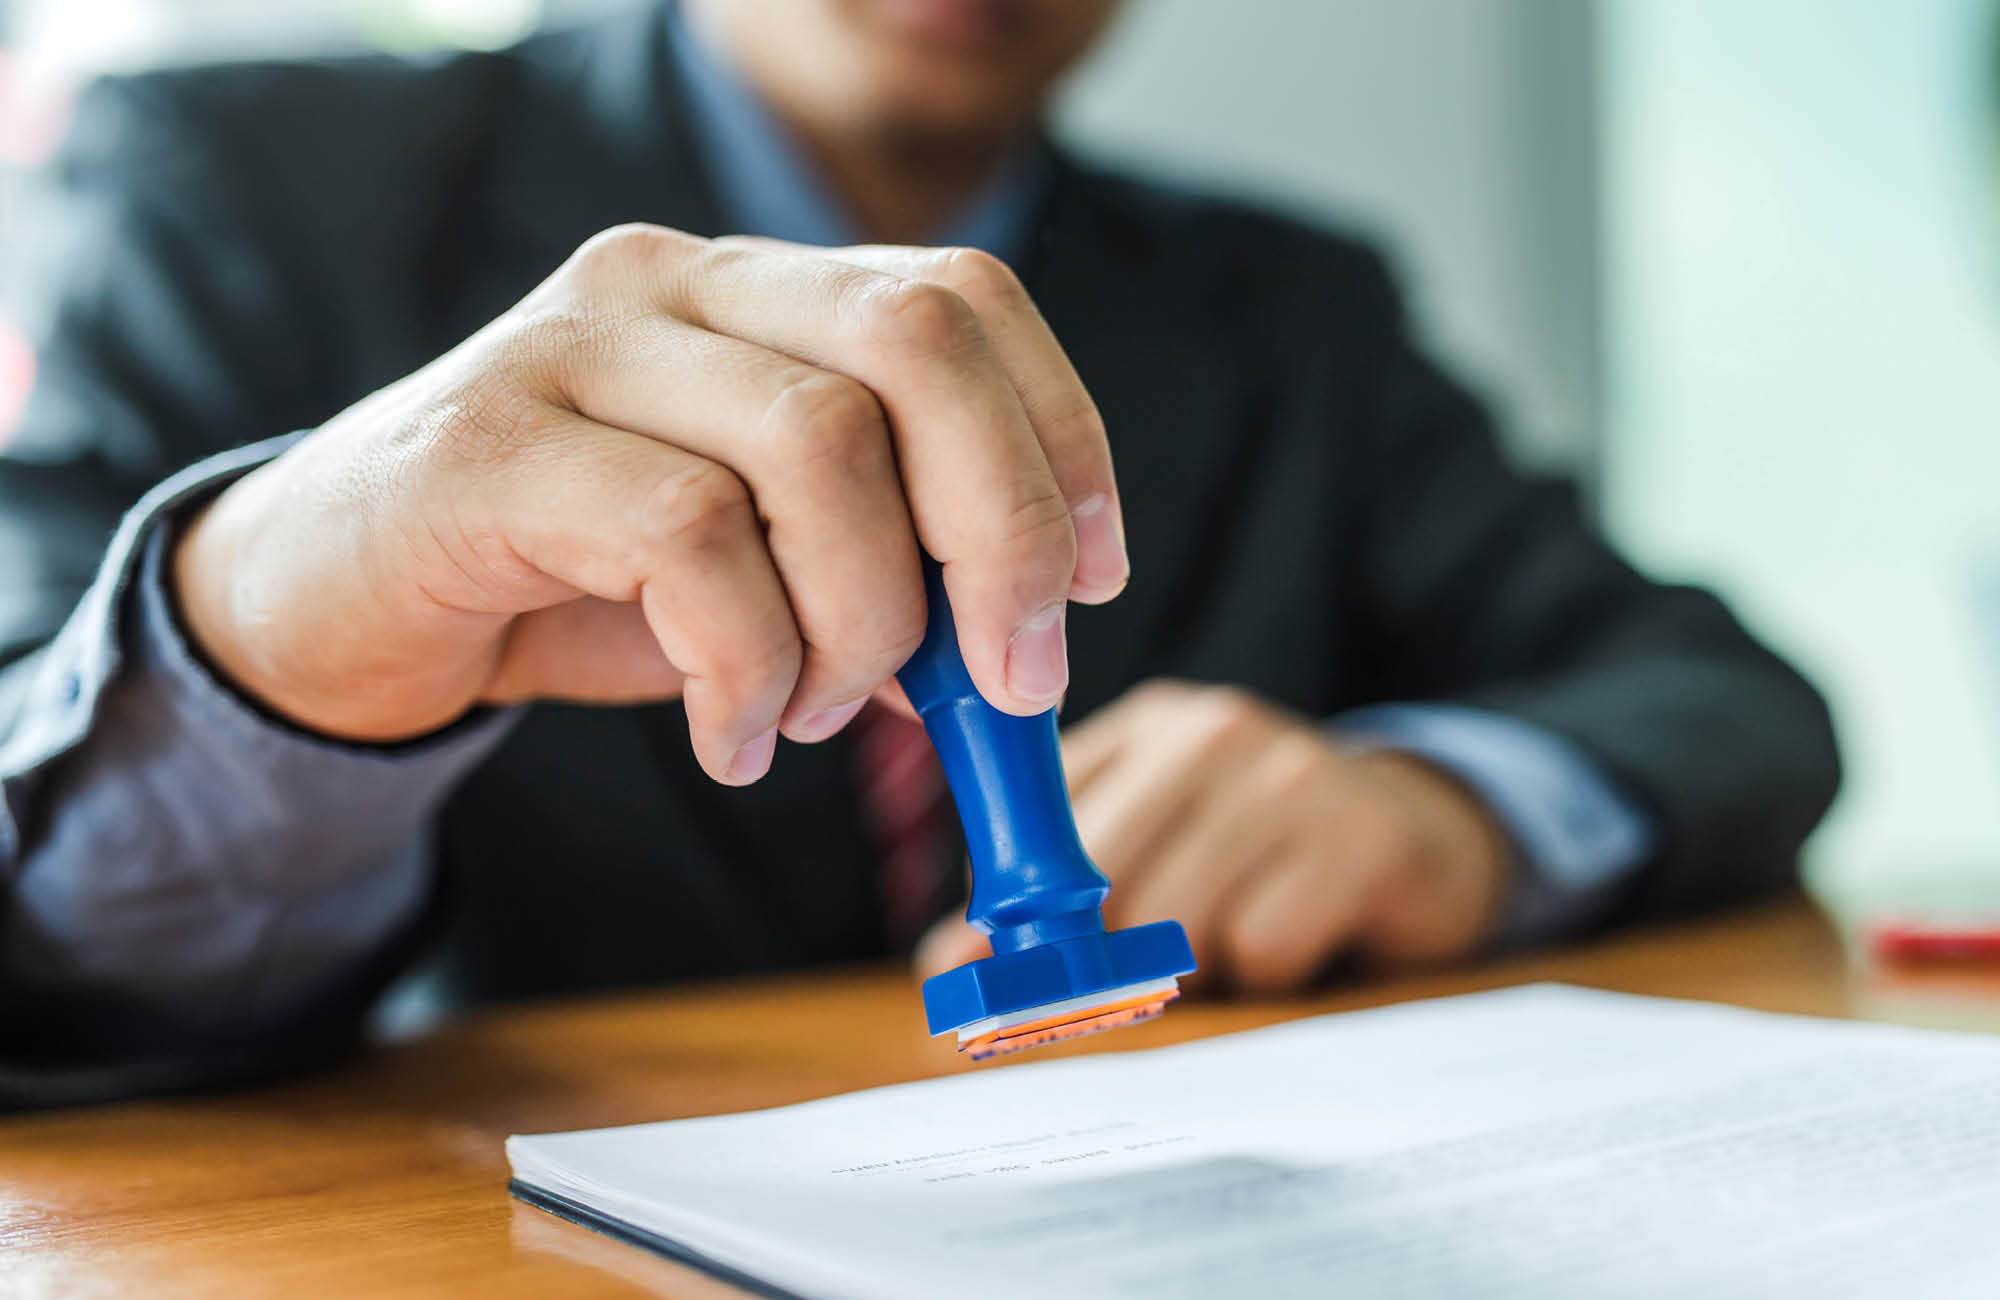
[170, 475, 272, 702]
[1353, 749, 1513, 955]
[169, 469, 332, 733]
[168, 463, 484, 743]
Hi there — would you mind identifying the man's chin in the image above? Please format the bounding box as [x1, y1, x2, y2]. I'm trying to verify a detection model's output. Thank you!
[863, 0, 1031, 58]
[835, 62, 1039, 154]
[847, 109, 1025, 181]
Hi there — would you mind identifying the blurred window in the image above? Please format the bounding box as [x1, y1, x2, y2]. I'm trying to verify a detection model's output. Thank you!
[1602, 0, 2000, 905]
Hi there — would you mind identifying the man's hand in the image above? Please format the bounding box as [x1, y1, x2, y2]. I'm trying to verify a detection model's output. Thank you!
[916, 679, 1511, 993]
[173, 229, 1129, 783]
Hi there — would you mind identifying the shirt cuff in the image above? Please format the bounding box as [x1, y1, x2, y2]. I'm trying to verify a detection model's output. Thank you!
[0, 434, 307, 841]
[1334, 703, 1657, 946]
[2, 437, 519, 1024]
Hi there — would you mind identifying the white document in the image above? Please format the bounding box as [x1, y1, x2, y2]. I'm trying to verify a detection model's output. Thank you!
[507, 986, 2000, 1299]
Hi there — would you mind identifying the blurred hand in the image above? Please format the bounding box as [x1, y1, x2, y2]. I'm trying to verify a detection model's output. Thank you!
[173, 228, 1128, 783]
[916, 679, 1511, 993]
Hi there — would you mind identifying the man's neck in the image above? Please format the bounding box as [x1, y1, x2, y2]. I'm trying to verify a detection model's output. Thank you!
[677, 0, 1033, 246]
[789, 117, 1028, 246]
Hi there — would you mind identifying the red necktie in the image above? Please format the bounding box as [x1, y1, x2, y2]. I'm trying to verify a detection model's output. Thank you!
[851, 701, 953, 948]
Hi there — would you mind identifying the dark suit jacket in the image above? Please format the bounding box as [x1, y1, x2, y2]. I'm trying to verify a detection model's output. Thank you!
[0, 3, 1839, 1073]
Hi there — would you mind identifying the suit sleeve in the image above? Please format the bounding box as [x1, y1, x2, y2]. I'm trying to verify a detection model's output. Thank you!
[0, 78, 486, 1102]
[1341, 254, 1841, 926]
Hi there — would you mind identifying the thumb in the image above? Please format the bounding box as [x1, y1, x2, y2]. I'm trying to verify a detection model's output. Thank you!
[870, 678, 921, 723]
[913, 916, 989, 980]
[483, 597, 687, 704]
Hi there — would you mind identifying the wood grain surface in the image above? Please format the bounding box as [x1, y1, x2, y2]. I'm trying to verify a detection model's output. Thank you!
[4, 896, 1997, 1298]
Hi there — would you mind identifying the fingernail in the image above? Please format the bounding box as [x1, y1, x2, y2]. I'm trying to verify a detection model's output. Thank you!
[791, 697, 867, 743]
[725, 727, 778, 784]
[1006, 602, 1068, 705]
[1068, 493, 1129, 596]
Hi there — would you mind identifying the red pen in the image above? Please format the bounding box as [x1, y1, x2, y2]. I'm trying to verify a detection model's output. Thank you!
[1867, 918, 2000, 965]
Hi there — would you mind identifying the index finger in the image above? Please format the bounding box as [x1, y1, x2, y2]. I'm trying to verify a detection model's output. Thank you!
[661, 235, 1084, 714]
[796, 243, 1128, 604]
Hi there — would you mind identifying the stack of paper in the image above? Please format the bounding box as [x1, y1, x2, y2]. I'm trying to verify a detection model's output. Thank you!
[509, 985, 2000, 1299]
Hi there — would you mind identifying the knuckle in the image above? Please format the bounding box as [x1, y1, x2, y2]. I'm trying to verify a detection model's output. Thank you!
[735, 626, 806, 695]
[857, 278, 983, 355]
[634, 460, 755, 557]
[1115, 677, 1189, 725]
[814, 580, 928, 686]
[933, 246, 1023, 305]
[764, 371, 889, 481]
[1131, 677, 1190, 708]
[1053, 393, 1110, 452]
[572, 222, 692, 283]
[693, 236, 760, 282]
[1004, 479, 1079, 574]
[1268, 734, 1331, 796]
[1054, 394, 1110, 460]
[516, 307, 593, 357]
[512, 306, 621, 384]
[1195, 684, 1264, 742]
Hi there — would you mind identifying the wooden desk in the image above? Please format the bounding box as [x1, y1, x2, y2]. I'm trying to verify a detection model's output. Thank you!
[4, 897, 1997, 1298]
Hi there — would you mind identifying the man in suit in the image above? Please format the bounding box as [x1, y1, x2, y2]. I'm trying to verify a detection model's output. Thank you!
[0, 0, 1839, 1099]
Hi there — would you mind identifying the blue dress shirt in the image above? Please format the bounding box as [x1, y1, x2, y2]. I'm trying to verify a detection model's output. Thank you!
[0, 17, 1653, 1035]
